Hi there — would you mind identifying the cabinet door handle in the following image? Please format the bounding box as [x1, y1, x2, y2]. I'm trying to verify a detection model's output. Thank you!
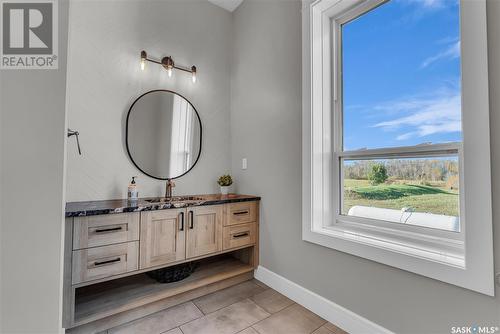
[94, 257, 121, 266]
[189, 210, 194, 229]
[179, 212, 184, 231]
[95, 226, 123, 233]
[233, 232, 249, 239]
[233, 211, 249, 216]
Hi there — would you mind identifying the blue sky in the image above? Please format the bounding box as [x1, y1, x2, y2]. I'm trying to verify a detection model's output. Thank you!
[342, 0, 461, 150]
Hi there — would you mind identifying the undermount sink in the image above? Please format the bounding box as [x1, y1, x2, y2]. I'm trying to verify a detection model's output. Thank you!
[144, 196, 205, 203]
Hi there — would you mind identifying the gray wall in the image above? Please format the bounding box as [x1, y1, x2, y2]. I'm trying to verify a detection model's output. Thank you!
[230, 0, 500, 333]
[65, 0, 233, 202]
[0, 0, 70, 332]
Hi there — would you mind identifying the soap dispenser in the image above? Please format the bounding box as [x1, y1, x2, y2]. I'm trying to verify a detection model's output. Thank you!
[128, 176, 138, 201]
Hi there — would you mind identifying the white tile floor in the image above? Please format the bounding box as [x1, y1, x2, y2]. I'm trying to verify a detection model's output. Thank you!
[106, 279, 348, 334]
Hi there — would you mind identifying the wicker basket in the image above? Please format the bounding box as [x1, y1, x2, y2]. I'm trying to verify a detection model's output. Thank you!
[147, 262, 198, 284]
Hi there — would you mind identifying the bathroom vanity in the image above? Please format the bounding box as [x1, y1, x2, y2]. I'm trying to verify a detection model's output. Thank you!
[63, 195, 260, 333]
[61, 84, 257, 332]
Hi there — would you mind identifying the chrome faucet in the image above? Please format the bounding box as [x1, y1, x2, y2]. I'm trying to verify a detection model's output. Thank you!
[165, 179, 176, 199]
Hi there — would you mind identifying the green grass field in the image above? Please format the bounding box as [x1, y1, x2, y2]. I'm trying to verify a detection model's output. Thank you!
[343, 179, 459, 216]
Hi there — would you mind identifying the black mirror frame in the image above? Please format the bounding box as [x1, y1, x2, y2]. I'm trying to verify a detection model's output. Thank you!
[125, 89, 202, 181]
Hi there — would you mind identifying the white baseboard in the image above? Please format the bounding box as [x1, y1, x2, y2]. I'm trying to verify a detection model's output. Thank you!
[254, 266, 393, 334]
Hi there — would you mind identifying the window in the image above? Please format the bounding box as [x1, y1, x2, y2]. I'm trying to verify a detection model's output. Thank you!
[338, 0, 462, 233]
[303, 0, 494, 295]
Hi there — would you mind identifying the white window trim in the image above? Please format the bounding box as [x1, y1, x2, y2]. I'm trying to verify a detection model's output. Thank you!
[302, 0, 495, 295]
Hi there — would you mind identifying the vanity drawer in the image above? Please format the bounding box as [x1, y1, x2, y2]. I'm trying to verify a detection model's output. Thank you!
[223, 222, 256, 250]
[73, 212, 139, 250]
[72, 242, 139, 284]
[225, 201, 258, 226]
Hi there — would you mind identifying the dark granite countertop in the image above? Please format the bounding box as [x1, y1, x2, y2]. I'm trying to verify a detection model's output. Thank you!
[66, 194, 260, 217]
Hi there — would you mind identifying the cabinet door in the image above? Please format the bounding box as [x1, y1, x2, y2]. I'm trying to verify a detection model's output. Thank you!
[140, 209, 186, 269]
[186, 205, 223, 258]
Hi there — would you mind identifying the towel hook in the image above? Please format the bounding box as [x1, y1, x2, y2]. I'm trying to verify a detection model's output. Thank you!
[67, 128, 82, 155]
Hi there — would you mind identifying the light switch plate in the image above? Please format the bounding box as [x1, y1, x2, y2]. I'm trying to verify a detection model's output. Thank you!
[242, 158, 247, 170]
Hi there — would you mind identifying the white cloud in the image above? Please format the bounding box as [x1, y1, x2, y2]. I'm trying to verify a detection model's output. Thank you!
[424, 0, 446, 8]
[436, 36, 459, 45]
[396, 0, 458, 25]
[421, 41, 460, 68]
[373, 92, 461, 141]
[405, 0, 453, 10]
[419, 0, 445, 8]
[396, 132, 415, 141]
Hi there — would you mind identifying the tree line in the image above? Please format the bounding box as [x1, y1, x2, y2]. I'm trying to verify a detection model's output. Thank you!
[344, 159, 459, 183]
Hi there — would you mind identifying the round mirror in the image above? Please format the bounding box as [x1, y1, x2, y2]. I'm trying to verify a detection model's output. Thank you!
[126, 90, 202, 180]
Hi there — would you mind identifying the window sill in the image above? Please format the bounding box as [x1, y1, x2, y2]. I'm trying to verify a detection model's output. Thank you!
[307, 222, 464, 269]
[302, 223, 484, 291]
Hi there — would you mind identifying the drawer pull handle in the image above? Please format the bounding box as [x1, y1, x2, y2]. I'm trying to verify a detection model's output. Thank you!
[95, 226, 123, 233]
[94, 258, 121, 266]
[233, 211, 249, 216]
[179, 212, 184, 231]
[233, 232, 249, 239]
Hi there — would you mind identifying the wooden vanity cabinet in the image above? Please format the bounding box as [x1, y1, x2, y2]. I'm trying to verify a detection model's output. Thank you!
[64, 199, 259, 332]
[186, 205, 223, 258]
[140, 205, 224, 268]
[139, 208, 186, 269]
[139, 203, 254, 266]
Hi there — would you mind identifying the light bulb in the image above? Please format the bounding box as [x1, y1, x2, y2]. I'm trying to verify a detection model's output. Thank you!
[140, 50, 147, 71]
[191, 66, 197, 84]
[167, 67, 173, 77]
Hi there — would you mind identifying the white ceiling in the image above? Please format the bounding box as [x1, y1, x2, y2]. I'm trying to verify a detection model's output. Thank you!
[207, 0, 244, 12]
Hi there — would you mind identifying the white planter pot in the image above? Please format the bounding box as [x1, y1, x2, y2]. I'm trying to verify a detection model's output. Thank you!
[220, 186, 230, 195]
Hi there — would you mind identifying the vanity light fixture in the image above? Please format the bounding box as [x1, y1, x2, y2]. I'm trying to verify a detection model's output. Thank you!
[140, 50, 197, 83]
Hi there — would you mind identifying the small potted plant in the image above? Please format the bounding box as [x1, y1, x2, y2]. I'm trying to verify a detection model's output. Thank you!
[217, 174, 233, 195]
